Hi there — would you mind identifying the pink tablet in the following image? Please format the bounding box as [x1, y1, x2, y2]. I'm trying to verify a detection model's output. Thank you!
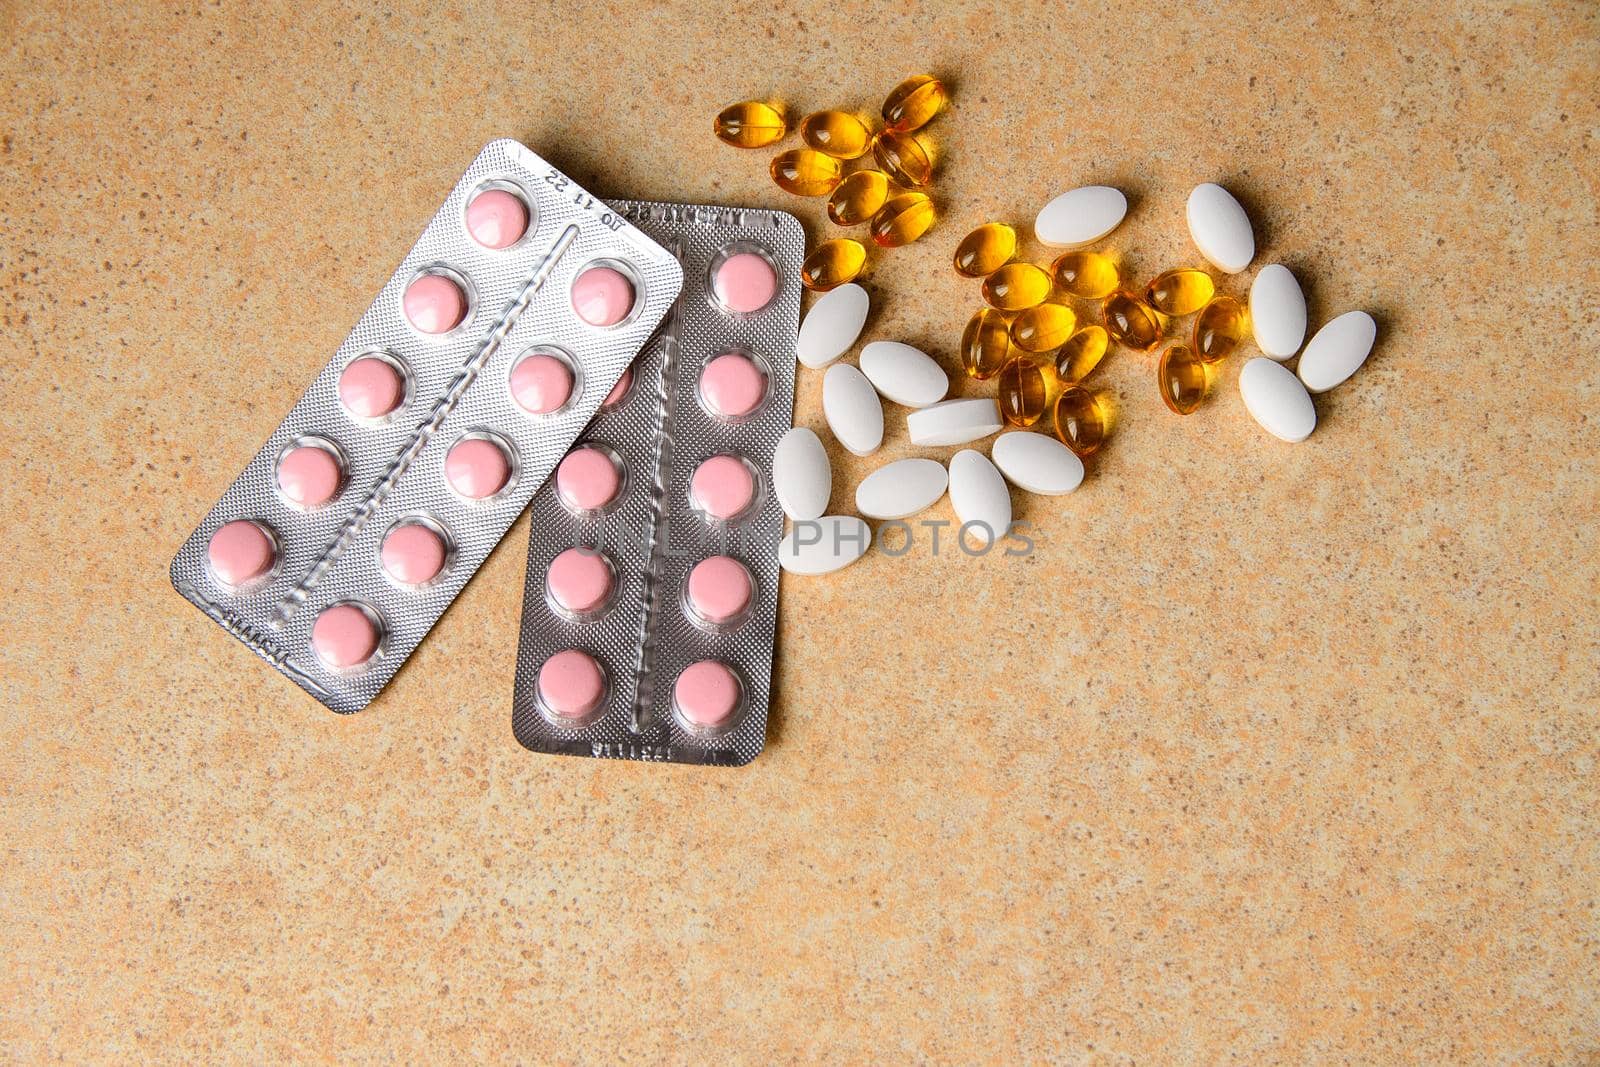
[712, 251, 778, 314]
[311, 603, 381, 670]
[509, 352, 575, 415]
[601, 366, 634, 409]
[537, 649, 607, 722]
[403, 273, 467, 335]
[555, 446, 622, 513]
[689, 454, 756, 521]
[685, 556, 754, 628]
[207, 520, 276, 588]
[571, 266, 634, 327]
[546, 547, 615, 618]
[445, 437, 511, 500]
[338, 356, 405, 419]
[698, 350, 767, 421]
[276, 444, 343, 509]
[673, 660, 743, 732]
[381, 522, 447, 585]
[464, 188, 529, 249]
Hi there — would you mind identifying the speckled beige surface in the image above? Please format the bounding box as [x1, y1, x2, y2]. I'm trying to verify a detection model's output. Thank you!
[2, 1, 1597, 1061]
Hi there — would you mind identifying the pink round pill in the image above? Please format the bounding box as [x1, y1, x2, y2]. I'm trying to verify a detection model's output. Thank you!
[546, 547, 615, 617]
[689, 454, 756, 521]
[276, 444, 343, 508]
[445, 437, 511, 500]
[207, 520, 276, 588]
[310, 603, 381, 670]
[571, 266, 635, 327]
[712, 251, 778, 314]
[699, 351, 767, 420]
[673, 660, 743, 731]
[338, 356, 405, 419]
[509, 352, 575, 415]
[601, 366, 634, 409]
[555, 446, 622, 512]
[381, 523, 447, 585]
[537, 649, 607, 722]
[686, 556, 754, 627]
[464, 188, 528, 249]
[403, 273, 467, 334]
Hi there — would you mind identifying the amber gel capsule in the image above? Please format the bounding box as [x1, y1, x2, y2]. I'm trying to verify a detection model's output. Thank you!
[1102, 290, 1164, 350]
[961, 307, 1013, 380]
[872, 130, 933, 187]
[714, 101, 787, 148]
[1191, 295, 1248, 362]
[1055, 325, 1109, 383]
[800, 110, 873, 159]
[953, 222, 1016, 278]
[882, 73, 947, 132]
[802, 239, 867, 291]
[999, 355, 1050, 427]
[982, 262, 1052, 312]
[827, 170, 890, 226]
[1158, 344, 1209, 415]
[1010, 302, 1077, 354]
[1051, 250, 1120, 300]
[770, 148, 843, 197]
[1145, 268, 1216, 316]
[1053, 385, 1109, 457]
[869, 192, 935, 248]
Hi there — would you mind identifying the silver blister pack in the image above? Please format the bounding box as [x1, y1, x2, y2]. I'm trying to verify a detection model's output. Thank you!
[512, 202, 804, 767]
[170, 140, 684, 713]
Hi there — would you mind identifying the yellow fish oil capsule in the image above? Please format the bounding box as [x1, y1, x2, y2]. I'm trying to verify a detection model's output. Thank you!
[1055, 325, 1110, 383]
[1009, 302, 1077, 353]
[1157, 344, 1209, 415]
[801, 238, 867, 292]
[1053, 385, 1109, 457]
[1051, 250, 1120, 299]
[982, 262, 1052, 312]
[871, 130, 933, 187]
[953, 222, 1016, 278]
[999, 356, 1050, 427]
[827, 170, 890, 226]
[800, 110, 873, 159]
[1102, 290, 1164, 350]
[1144, 268, 1216, 316]
[869, 192, 935, 248]
[714, 101, 787, 148]
[1191, 295, 1248, 362]
[882, 74, 948, 132]
[961, 307, 1013, 380]
[769, 148, 843, 197]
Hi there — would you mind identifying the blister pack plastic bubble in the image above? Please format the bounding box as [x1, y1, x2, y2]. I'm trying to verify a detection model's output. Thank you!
[512, 202, 804, 766]
[170, 140, 684, 713]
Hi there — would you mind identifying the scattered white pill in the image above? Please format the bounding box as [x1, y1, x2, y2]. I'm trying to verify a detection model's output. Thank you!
[797, 282, 869, 369]
[1034, 186, 1128, 248]
[906, 397, 1003, 447]
[821, 363, 883, 457]
[858, 341, 948, 408]
[1186, 183, 1255, 274]
[947, 449, 1012, 546]
[778, 515, 872, 575]
[854, 458, 948, 520]
[990, 431, 1084, 496]
[1249, 264, 1308, 359]
[1297, 311, 1377, 393]
[1239, 357, 1317, 442]
[772, 427, 831, 521]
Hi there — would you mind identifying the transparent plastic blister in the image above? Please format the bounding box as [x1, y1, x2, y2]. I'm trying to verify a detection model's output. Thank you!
[169, 140, 684, 713]
[512, 202, 804, 767]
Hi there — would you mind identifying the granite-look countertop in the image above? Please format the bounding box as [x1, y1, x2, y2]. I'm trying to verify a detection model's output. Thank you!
[2, 1, 1596, 1061]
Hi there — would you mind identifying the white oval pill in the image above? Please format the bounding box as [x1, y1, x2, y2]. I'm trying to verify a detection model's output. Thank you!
[797, 282, 869, 369]
[778, 515, 872, 575]
[947, 449, 1012, 546]
[822, 363, 883, 457]
[1239, 357, 1316, 442]
[1297, 311, 1376, 393]
[906, 397, 1003, 447]
[1186, 183, 1255, 274]
[855, 458, 948, 520]
[858, 340, 948, 408]
[991, 431, 1084, 496]
[1249, 264, 1307, 359]
[1034, 186, 1128, 248]
[772, 426, 831, 521]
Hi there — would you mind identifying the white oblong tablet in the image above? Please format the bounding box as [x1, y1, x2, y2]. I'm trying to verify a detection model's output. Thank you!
[947, 449, 1012, 546]
[773, 426, 832, 521]
[991, 431, 1084, 496]
[1034, 186, 1128, 248]
[1239, 357, 1316, 442]
[1249, 264, 1307, 359]
[778, 515, 872, 575]
[1186, 183, 1255, 274]
[1297, 311, 1376, 393]
[906, 397, 1003, 447]
[854, 457, 948, 520]
[822, 363, 884, 457]
[797, 282, 869, 369]
[858, 340, 948, 408]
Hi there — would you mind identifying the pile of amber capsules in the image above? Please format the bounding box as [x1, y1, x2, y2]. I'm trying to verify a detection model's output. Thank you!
[714, 75, 950, 291]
